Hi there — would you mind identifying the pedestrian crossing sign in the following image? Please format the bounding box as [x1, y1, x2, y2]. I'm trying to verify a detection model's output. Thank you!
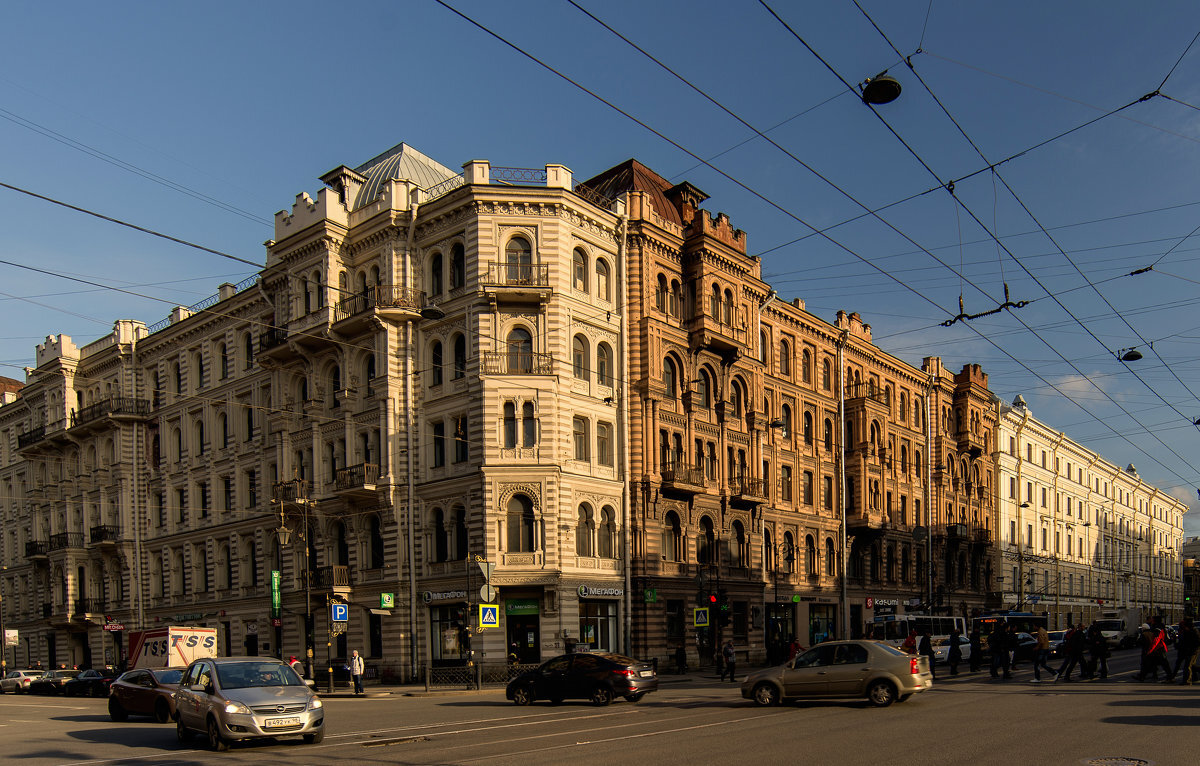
[479, 603, 500, 629]
[694, 607, 710, 627]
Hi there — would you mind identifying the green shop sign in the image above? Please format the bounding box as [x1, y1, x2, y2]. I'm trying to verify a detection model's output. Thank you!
[505, 598, 539, 616]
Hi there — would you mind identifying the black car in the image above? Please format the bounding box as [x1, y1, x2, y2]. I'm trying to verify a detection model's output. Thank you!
[28, 669, 81, 695]
[506, 652, 658, 706]
[65, 668, 119, 697]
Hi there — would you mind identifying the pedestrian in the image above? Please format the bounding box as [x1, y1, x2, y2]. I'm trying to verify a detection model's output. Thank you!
[1007, 624, 1021, 671]
[901, 629, 917, 655]
[1032, 625, 1054, 682]
[1173, 617, 1198, 685]
[1087, 622, 1110, 680]
[1135, 622, 1171, 681]
[918, 629, 936, 680]
[288, 655, 303, 677]
[350, 649, 365, 695]
[947, 629, 963, 676]
[675, 644, 688, 674]
[968, 627, 982, 673]
[788, 636, 802, 661]
[1055, 624, 1086, 682]
[989, 621, 1011, 679]
[721, 640, 737, 682]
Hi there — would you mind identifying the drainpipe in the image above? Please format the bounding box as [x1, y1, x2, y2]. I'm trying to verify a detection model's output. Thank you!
[405, 188, 421, 683]
[924, 375, 934, 612]
[837, 329, 849, 639]
[615, 211, 631, 656]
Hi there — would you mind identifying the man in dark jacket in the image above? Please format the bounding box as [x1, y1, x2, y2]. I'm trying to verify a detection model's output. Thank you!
[989, 622, 1011, 679]
[918, 629, 936, 680]
[1055, 625, 1086, 682]
[1172, 617, 1198, 685]
[1086, 622, 1110, 680]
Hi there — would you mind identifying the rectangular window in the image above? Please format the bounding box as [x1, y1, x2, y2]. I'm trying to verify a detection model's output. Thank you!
[223, 478, 234, 512]
[198, 482, 209, 518]
[176, 488, 187, 523]
[432, 422, 446, 468]
[1010, 519, 1016, 545]
[732, 601, 748, 640]
[573, 417, 589, 461]
[780, 466, 793, 502]
[666, 600, 685, 639]
[822, 475, 833, 511]
[155, 492, 165, 527]
[598, 422, 614, 466]
[1009, 477, 1016, 499]
[453, 416, 469, 463]
[246, 469, 257, 509]
[1041, 528, 1048, 550]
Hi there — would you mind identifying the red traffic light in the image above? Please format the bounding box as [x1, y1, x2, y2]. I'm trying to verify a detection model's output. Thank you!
[708, 594, 718, 604]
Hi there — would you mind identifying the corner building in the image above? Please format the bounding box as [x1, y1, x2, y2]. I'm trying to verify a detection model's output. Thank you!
[583, 161, 1000, 667]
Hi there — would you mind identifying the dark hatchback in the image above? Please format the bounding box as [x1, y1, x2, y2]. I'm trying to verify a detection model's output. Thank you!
[506, 652, 658, 706]
[65, 668, 119, 697]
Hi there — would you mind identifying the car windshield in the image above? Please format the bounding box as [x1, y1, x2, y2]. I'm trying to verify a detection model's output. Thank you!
[214, 662, 304, 690]
[153, 669, 184, 684]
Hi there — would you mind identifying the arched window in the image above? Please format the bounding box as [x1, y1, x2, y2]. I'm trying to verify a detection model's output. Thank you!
[506, 494, 536, 552]
[599, 506, 616, 558]
[806, 535, 816, 575]
[330, 365, 341, 408]
[572, 335, 589, 380]
[242, 332, 254, 371]
[656, 274, 669, 312]
[824, 418, 834, 451]
[432, 509, 448, 562]
[710, 283, 721, 318]
[699, 517, 716, 564]
[219, 412, 229, 449]
[697, 369, 711, 409]
[825, 538, 836, 575]
[365, 355, 376, 383]
[218, 343, 229, 380]
[783, 532, 796, 573]
[722, 288, 734, 325]
[506, 236, 532, 283]
[804, 412, 813, 445]
[503, 402, 517, 449]
[663, 357, 678, 401]
[663, 511, 682, 562]
[760, 330, 769, 364]
[822, 359, 831, 390]
[779, 340, 791, 376]
[430, 252, 444, 296]
[802, 349, 811, 383]
[506, 327, 533, 373]
[595, 259, 611, 301]
[730, 521, 746, 567]
[431, 341, 444, 386]
[194, 420, 206, 455]
[452, 334, 466, 379]
[781, 404, 792, 439]
[450, 243, 466, 290]
[576, 505, 594, 557]
[597, 343, 613, 387]
[573, 248, 588, 292]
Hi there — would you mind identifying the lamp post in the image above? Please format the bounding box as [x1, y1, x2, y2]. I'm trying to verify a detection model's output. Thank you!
[770, 542, 795, 664]
[1017, 502, 1031, 608]
[273, 479, 314, 682]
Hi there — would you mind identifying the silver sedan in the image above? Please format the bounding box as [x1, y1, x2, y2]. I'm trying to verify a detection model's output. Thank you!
[741, 640, 933, 707]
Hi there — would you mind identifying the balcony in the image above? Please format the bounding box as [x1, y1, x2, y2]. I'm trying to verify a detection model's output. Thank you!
[74, 598, 104, 616]
[49, 532, 85, 551]
[25, 540, 48, 559]
[331, 462, 381, 501]
[687, 299, 746, 356]
[482, 262, 552, 303]
[333, 286, 426, 332]
[955, 428, 987, 458]
[481, 351, 555, 376]
[307, 565, 351, 591]
[972, 526, 993, 547]
[257, 327, 290, 361]
[729, 476, 768, 504]
[272, 479, 313, 505]
[17, 425, 46, 450]
[89, 524, 122, 546]
[660, 462, 706, 495]
[71, 397, 151, 432]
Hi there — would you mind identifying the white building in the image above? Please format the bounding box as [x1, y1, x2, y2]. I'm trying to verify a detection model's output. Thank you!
[994, 396, 1187, 627]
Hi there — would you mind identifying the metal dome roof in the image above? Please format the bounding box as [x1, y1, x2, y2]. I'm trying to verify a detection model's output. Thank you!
[351, 142, 459, 210]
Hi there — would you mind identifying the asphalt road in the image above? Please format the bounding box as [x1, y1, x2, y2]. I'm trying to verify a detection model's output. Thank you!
[0, 650, 1193, 766]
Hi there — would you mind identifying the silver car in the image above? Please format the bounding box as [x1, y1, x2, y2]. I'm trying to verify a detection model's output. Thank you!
[0, 670, 45, 694]
[174, 657, 324, 751]
[741, 640, 933, 707]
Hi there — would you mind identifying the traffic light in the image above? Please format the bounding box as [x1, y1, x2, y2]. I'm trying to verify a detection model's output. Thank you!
[718, 590, 731, 627]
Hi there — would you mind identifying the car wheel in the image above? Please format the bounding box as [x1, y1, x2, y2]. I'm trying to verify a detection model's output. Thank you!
[304, 729, 325, 744]
[624, 692, 645, 703]
[867, 680, 897, 707]
[176, 719, 193, 744]
[511, 684, 534, 706]
[752, 682, 780, 707]
[589, 686, 613, 706]
[154, 699, 171, 724]
[207, 717, 229, 752]
[108, 698, 129, 722]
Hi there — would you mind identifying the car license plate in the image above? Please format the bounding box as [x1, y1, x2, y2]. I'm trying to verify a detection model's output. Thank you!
[264, 716, 301, 728]
[638, 670, 653, 677]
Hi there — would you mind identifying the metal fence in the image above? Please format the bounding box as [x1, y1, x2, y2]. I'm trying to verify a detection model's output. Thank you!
[424, 662, 540, 691]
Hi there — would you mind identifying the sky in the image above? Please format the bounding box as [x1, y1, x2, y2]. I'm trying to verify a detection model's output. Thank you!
[4, 1, 1200, 536]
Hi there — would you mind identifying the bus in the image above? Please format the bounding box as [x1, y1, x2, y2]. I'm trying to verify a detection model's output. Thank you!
[970, 611, 1048, 636]
[868, 614, 967, 645]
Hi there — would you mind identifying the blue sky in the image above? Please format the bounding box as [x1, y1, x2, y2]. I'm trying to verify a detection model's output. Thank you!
[4, 1, 1200, 536]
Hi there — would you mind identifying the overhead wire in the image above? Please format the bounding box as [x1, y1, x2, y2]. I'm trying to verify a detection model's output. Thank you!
[761, 0, 1200, 488]
[437, 0, 1200, 489]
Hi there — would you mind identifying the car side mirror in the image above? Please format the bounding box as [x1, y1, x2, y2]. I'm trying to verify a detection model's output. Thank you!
[305, 679, 316, 688]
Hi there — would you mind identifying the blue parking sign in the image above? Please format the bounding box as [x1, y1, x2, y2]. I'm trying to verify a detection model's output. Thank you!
[331, 602, 348, 622]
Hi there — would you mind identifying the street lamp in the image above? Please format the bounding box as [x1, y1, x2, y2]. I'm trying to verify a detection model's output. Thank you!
[273, 479, 314, 682]
[1017, 502, 1030, 607]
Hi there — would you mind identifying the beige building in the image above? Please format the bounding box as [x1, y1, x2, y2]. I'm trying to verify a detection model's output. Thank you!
[0, 144, 629, 677]
[994, 396, 1188, 627]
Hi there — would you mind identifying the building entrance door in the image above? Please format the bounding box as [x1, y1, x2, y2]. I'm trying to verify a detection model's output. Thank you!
[505, 598, 541, 663]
